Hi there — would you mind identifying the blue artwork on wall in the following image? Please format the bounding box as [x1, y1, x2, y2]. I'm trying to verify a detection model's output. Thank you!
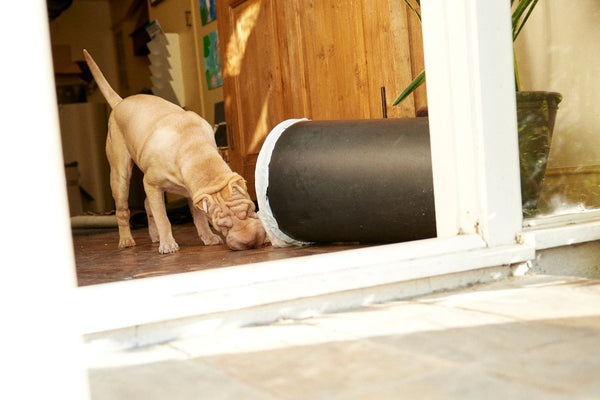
[204, 30, 222, 89]
[199, 0, 217, 25]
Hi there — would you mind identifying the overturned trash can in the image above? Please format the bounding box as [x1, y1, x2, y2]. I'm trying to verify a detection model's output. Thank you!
[255, 118, 436, 247]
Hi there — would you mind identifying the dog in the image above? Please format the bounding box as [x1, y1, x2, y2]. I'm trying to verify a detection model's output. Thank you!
[83, 50, 265, 253]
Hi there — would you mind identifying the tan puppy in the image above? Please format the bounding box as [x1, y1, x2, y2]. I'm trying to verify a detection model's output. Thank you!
[83, 50, 265, 253]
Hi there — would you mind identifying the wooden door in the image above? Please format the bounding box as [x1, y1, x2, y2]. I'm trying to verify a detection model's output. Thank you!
[217, 0, 426, 198]
[278, 0, 425, 119]
[217, 0, 286, 198]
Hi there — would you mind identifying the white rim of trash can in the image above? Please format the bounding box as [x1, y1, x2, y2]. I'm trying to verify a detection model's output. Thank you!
[255, 118, 312, 247]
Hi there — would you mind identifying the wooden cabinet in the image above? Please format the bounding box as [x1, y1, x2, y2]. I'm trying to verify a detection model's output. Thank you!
[217, 0, 426, 198]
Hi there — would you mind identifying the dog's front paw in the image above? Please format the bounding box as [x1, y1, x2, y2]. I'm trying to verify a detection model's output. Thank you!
[201, 233, 224, 246]
[119, 237, 136, 248]
[159, 240, 180, 254]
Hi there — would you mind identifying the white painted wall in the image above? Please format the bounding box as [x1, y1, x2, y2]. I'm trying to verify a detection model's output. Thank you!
[514, 0, 600, 169]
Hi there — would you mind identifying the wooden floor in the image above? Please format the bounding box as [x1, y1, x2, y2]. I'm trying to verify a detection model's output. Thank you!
[73, 222, 364, 286]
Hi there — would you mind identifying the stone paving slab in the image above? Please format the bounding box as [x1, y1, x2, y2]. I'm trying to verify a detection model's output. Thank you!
[87, 275, 600, 399]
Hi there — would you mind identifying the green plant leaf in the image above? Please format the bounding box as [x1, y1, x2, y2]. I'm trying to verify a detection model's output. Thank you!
[394, 1, 423, 106]
[513, 0, 538, 40]
[395, 0, 540, 106]
[512, 0, 537, 39]
[511, 0, 539, 90]
[512, 0, 531, 28]
[403, 0, 421, 22]
[392, 70, 426, 106]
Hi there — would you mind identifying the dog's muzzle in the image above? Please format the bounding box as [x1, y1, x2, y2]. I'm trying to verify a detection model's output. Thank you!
[225, 219, 266, 250]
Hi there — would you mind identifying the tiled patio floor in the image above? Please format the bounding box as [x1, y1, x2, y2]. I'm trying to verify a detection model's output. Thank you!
[87, 274, 600, 399]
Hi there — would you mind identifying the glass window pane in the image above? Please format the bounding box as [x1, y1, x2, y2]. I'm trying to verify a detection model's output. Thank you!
[515, 0, 600, 217]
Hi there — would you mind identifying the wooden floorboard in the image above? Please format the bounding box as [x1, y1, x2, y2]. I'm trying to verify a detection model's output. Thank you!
[73, 222, 365, 286]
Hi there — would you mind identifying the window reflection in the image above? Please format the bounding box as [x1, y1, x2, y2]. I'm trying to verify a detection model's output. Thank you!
[514, 0, 600, 216]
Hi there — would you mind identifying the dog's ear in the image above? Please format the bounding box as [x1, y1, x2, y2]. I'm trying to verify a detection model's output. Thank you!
[195, 196, 212, 214]
[232, 184, 246, 196]
[228, 175, 247, 193]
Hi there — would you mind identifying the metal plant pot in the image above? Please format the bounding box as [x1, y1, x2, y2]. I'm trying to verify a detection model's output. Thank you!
[516, 91, 562, 215]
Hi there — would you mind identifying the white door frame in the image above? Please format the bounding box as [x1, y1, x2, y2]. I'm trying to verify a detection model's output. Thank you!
[3, 1, 599, 386]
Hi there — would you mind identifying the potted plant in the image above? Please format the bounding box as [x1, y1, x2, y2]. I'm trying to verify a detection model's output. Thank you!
[396, 0, 562, 216]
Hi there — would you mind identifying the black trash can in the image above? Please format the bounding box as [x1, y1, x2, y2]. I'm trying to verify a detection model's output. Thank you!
[255, 118, 436, 246]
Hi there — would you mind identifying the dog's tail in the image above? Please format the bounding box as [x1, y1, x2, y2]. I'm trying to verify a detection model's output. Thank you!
[83, 49, 122, 109]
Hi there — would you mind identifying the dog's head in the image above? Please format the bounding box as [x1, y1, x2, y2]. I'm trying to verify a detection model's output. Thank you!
[198, 177, 266, 250]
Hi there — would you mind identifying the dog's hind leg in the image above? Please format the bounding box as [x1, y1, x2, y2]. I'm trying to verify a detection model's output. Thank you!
[188, 199, 224, 245]
[106, 125, 136, 248]
[143, 179, 179, 254]
[144, 197, 159, 243]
